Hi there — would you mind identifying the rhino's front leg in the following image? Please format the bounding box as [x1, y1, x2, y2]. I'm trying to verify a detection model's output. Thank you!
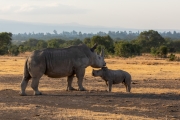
[66, 75, 76, 91]
[76, 68, 86, 91]
[108, 80, 113, 92]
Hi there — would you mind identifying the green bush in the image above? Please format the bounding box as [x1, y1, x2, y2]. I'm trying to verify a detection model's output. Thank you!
[114, 41, 141, 57]
[159, 46, 168, 58]
[169, 54, 177, 61]
[8, 45, 19, 56]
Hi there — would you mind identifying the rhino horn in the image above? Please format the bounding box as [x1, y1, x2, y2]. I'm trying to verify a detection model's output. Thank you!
[90, 43, 98, 52]
[100, 48, 104, 57]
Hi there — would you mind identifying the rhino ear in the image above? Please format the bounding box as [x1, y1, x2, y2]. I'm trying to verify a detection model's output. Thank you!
[90, 43, 98, 52]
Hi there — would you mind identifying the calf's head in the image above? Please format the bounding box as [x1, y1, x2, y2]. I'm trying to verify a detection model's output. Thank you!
[90, 44, 106, 68]
[92, 67, 108, 77]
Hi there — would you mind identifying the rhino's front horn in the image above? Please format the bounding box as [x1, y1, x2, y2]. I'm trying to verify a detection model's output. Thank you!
[90, 43, 98, 52]
[100, 48, 104, 57]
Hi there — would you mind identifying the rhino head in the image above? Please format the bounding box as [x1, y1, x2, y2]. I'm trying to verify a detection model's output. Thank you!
[92, 67, 108, 76]
[90, 44, 106, 68]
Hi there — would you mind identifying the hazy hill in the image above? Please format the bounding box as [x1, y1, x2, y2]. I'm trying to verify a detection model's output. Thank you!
[1, 19, 180, 35]
[0, 19, 141, 34]
[0, 19, 122, 34]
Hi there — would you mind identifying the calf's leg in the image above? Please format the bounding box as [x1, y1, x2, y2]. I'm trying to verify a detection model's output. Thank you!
[127, 83, 131, 92]
[108, 81, 113, 92]
[123, 79, 131, 92]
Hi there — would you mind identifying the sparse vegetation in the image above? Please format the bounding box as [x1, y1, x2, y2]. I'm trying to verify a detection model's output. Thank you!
[168, 53, 180, 61]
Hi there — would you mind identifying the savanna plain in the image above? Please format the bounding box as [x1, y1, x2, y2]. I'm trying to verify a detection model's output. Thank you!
[0, 53, 180, 120]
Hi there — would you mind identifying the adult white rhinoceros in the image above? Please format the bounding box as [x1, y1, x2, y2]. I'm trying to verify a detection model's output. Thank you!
[20, 44, 106, 96]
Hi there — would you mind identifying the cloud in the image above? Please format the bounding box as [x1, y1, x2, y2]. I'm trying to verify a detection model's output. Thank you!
[0, 3, 88, 15]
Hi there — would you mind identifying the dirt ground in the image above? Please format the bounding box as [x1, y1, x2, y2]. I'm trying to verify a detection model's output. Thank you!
[0, 55, 180, 120]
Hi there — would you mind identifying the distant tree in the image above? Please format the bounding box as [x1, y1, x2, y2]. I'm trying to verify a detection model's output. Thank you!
[151, 45, 168, 58]
[23, 39, 38, 47]
[168, 47, 176, 53]
[159, 45, 168, 58]
[62, 39, 83, 48]
[170, 40, 180, 52]
[150, 47, 158, 56]
[163, 37, 177, 53]
[135, 30, 165, 53]
[18, 45, 25, 53]
[0, 32, 12, 55]
[22, 38, 39, 51]
[79, 32, 82, 37]
[11, 30, 180, 43]
[114, 41, 131, 57]
[47, 39, 65, 48]
[103, 35, 115, 53]
[69, 39, 83, 46]
[36, 40, 47, 50]
[53, 30, 58, 35]
[83, 38, 91, 47]
[114, 41, 141, 57]
[91, 35, 114, 54]
[130, 43, 141, 55]
[8, 45, 19, 56]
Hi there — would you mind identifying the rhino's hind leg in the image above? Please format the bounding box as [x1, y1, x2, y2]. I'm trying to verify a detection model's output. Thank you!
[66, 75, 76, 91]
[31, 77, 42, 95]
[19, 76, 31, 96]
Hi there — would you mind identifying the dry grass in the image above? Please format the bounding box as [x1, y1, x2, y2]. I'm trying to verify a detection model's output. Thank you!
[1, 55, 180, 93]
[0, 56, 25, 75]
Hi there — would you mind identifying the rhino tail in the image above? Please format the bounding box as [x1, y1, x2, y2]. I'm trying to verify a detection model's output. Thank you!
[23, 58, 31, 79]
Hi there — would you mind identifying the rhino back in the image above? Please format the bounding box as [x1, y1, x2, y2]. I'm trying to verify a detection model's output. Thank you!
[42, 46, 90, 77]
[102, 70, 128, 83]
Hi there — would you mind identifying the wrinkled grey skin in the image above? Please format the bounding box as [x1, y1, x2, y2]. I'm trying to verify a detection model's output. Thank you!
[92, 67, 131, 92]
[20, 44, 106, 96]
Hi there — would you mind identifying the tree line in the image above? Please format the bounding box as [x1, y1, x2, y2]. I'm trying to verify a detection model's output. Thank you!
[12, 30, 180, 42]
[1, 30, 180, 59]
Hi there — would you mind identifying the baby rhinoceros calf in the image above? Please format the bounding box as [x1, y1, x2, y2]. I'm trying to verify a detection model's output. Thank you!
[92, 67, 131, 92]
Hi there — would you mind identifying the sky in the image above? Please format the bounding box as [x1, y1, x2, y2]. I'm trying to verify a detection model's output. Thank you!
[0, 0, 180, 30]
